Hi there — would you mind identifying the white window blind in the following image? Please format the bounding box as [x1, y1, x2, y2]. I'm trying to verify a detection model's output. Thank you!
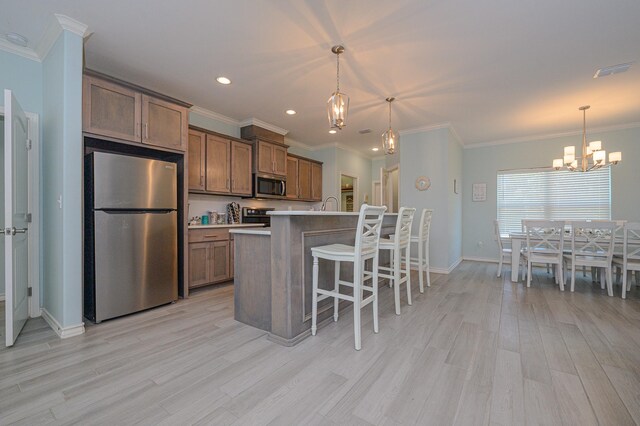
[497, 168, 611, 234]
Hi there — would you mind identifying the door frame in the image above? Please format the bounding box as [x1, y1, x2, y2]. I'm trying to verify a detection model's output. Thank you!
[338, 172, 359, 212]
[0, 106, 40, 318]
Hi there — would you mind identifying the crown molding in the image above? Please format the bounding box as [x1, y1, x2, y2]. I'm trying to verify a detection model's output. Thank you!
[0, 38, 40, 62]
[239, 118, 288, 136]
[284, 137, 315, 151]
[189, 105, 241, 127]
[399, 122, 454, 136]
[448, 125, 464, 147]
[371, 154, 386, 161]
[37, 14, 89, 60]
[54, 14, 89, 37]
[464, 121, 640, 149]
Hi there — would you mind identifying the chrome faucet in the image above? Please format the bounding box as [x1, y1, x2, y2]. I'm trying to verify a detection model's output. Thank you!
[321, 196, 339, 211]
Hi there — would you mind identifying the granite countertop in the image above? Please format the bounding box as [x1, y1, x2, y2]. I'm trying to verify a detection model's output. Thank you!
[188, 224, 265, 230]
[229, 227, 271, 236]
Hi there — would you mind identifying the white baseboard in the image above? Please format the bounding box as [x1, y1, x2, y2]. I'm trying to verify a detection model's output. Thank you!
[426, 257, 463, 275]
[41, 308, 85, 339]
[463, 256, 499, 263]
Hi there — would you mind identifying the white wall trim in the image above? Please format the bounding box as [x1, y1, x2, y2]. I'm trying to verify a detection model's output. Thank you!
[37, 14, 89, 60]
[189, 106, 241, 127]
[463, 256, 499, 263]
[285, 137, 316, 152]
[238, 118, 288, 136]
[464, 121, 640, 149]
[41, 308, 85, 339]
[0, 39, 40, 62]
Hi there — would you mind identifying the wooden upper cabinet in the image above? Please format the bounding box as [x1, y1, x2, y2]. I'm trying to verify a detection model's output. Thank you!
[188, 129, 206, 191]
[273, 145, 287, 176]
[142, 95, 187, 151]
[311, 162, 323, 201]
[83, 75, 141, 142]
[286, 156, 299, 199]
[206, 134, 230, 193]
[231, 141, 252, 195]
[298, 159, 311, 200]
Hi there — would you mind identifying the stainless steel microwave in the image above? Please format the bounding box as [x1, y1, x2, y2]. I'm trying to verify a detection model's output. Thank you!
[253, 174, 286, 198]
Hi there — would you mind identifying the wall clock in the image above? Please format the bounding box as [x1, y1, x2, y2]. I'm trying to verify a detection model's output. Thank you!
[415, 176, 431, 191]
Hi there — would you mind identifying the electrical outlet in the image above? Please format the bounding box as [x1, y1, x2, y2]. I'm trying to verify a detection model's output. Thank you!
[477, 241, 484, 248]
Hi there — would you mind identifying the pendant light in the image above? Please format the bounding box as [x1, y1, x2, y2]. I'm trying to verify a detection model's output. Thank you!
[382, 97, 398, 155]
[327, 45, 349, 130]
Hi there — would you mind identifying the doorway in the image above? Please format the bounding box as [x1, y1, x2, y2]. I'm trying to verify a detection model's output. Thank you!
[381, 166, 399, 213]
[340, 174, 358, 212]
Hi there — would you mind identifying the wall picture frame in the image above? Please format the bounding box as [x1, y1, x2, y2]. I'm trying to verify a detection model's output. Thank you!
[472, 183, 487, 202]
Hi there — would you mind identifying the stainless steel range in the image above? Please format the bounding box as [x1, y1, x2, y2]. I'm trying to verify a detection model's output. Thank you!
[241, 207, 274, 227]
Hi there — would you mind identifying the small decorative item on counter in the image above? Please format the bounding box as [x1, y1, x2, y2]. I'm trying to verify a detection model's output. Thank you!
[189, 217, 199, 226]
[201, 214, 209, 225]
[209, 210, 219, 224]
[217, 213, 226, 224]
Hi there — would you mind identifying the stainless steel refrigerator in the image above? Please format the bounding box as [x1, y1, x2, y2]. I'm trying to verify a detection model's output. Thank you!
[85, 152, 178, 322]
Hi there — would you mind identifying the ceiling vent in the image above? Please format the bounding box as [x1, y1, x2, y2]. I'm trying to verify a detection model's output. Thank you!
[358, 128, 372, 134]
[593, 62, 633, 78]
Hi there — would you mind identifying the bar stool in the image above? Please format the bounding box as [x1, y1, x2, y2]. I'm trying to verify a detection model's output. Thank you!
[411, 209, 433, 292]
[311, 204, 387, 350]
[378, 207, 416, 315]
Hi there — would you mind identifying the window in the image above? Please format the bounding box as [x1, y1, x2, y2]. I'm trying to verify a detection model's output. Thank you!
[497, 168, 611, 234]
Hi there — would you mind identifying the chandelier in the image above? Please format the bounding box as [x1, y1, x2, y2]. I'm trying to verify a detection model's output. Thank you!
[327, 45, 349, 130]
[382, 97, 398, 155]
[553, 105, 621, 172]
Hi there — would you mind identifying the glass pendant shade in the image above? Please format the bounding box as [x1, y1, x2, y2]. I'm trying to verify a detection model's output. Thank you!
[327, 91, 349, 129]
[382, 128, 398, 155]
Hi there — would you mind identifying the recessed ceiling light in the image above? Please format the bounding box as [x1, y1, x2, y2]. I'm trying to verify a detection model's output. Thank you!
[372, 147, 379, 152]
[285, 109, 296, 115]
[216, 76, 231, 85]
[359, 128, 372, 134]
[329, 130, 337, 134]
[5, 32, 28, 47]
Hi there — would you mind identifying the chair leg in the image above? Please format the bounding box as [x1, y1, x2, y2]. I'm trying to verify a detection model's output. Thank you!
[334, 261, 340, 321]
[373, 256, 379, 333]
[600, 268, 605, 290]
[615, 266, 621, 285]
[558, 264, 565, 291]
[622, 269, 628, 299]
[418, 242, 425, 292]
[571, 263, 576, 292]
[497, 253, 503, 278]
[606, 267, 613, 297]
[311, 256, 319, 336]
[405, 247, 412, 306]
[394, 250, 401, 315]
[527, 260, 532, 287]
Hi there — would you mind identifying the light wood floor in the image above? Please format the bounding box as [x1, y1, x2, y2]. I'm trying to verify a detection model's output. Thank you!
[2, 261, 640, 425]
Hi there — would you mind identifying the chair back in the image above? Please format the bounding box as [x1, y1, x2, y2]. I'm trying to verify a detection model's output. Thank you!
[570, 221, 617, 261]
[494, 220, 504, 251]
[394, 207, 416, 249]
[523, 220, 565, 258]
[354, 204, 387, 258]
[623, 222, 640, 263]
[419, 209, 433, 243]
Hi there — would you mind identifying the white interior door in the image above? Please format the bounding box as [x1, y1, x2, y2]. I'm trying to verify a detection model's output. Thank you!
[4, 89, 30, 347]
[381, 168, 389, 210]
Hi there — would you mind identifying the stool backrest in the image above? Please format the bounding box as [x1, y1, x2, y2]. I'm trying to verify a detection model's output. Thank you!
[354, 204, 387, 257]
[570, 221, 616, 261]
[395, 207, 416, 248]
[523, 220, 565, 257]
[623, 222, 640, 262]
[419, 209, 433, 243]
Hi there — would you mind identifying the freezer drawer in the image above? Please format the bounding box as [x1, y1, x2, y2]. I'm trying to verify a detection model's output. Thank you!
[92, 152, 177, 210]
[93, 210, 178, 322]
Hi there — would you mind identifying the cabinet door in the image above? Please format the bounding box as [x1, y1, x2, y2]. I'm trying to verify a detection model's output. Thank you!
[298, 159, 311, 200]
[286, 157, 299, 199]
[273, 145, 287, 176]
[189, 243, 211, 288]
[231, 141, 252, 195]
[83, 75, 141, 142]
[210, 241, 230, 282]
[257, 140, 274, 174]
[206, 135, 230, 193]
[188, 129, 206, 191]
[311, 162, 323, 201]
[142, 95, 187, 151]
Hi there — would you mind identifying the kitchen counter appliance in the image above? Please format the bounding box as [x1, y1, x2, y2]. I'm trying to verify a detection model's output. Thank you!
[84, 152, 178, 323]
[253, 174, 286, 199]
[242, 207, 275, 226]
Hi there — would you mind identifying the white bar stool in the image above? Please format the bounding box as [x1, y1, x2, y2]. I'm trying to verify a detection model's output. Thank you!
[410, 209, 432, 292]
[378, 207, 416, 315]
[311, 204, 387, 350]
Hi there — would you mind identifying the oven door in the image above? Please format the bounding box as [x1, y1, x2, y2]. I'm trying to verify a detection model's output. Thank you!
[254, 175, 286, 198]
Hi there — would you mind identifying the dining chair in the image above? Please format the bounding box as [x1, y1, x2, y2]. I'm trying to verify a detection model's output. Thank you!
[522, 220, 565, 289]
[494, 220, 513, 278]
[564, 221, 617, 296]
[613, 222, 640, 299]
[310, 204, 387, 350]
[378, 207, 416, 315]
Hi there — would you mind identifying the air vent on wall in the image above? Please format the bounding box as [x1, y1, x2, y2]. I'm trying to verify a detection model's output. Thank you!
[358, 128, 372, 134]
[593, 62, 633, 78]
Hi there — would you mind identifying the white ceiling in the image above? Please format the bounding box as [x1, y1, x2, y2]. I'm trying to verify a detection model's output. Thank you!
[2, 0, 640, 154]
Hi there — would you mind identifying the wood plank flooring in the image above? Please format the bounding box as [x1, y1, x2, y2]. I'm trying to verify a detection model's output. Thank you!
[2, 261, 640, 425]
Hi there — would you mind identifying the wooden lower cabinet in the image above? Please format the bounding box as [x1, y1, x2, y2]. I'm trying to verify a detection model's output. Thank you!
[188, 229, 234, 289]
[188, 242, 212, 288]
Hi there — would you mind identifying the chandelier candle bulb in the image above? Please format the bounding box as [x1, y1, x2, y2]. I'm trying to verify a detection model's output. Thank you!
[564, 153, 575, 164]
[593, 150, 606, 165]
[609, 151, 622, 164]
[564, 146, 575, 156]
[553, 159, 564, 169]
[588, 141, 602, 151]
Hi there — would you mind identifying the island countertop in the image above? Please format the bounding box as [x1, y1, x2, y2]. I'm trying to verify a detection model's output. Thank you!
[229, 227, 271, 236]
[188, 223, 265, 230]
[268, 210, 397, 216]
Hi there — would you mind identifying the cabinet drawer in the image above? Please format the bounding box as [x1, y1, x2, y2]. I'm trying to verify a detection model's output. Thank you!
[189, 228, 230, 242]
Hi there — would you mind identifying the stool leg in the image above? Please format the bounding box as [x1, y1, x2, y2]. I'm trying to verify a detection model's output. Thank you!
[354, 265, 362, 350]
[394, 248, 401, 315]
[311, 256, 319, 336]
[418, 240, 425, 292]
[405, 245, 412, 306]
[334, 261, 340, 322]
[372, 256, 379, 334]
[426, 242, 431, 288]
[389, 249, 394, 288]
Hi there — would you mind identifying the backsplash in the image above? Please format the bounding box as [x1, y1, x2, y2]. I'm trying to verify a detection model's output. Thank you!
[188, 194, 322, 222]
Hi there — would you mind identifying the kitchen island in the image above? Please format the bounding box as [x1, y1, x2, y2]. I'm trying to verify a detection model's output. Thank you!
[230, 211, 396, 346]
